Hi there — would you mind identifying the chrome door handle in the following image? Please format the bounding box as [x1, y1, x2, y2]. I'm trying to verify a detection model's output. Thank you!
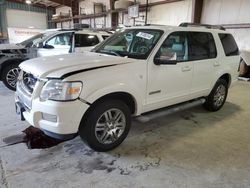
[181, 66, 192, 72]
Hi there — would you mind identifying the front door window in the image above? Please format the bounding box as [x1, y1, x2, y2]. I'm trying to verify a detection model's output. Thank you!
[156, 32, 189, 62]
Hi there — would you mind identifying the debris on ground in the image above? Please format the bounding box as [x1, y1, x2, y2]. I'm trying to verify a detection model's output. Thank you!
[2, 126, 67, 149]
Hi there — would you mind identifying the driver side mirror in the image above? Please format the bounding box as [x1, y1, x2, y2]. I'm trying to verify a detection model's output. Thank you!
[36, 42, 43, 48]
[43, 44, 54, 49]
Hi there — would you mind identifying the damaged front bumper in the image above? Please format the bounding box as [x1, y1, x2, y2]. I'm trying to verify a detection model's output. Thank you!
[15, 79, 90, 140]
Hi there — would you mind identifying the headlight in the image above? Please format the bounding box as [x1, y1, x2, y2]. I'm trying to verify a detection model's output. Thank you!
[40, 80, 82, 101]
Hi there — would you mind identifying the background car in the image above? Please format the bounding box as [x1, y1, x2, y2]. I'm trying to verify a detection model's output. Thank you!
[0, 29, 110, 90]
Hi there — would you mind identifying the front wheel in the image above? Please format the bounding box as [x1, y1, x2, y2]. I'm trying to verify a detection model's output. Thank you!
[203, 79, 228, 111]
[1, 63, 20, 91]
[79, 100, 131, 151]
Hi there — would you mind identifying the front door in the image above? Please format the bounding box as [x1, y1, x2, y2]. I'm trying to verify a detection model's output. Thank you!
[37, 32, 73, 57]
[145, 31, 193, 112]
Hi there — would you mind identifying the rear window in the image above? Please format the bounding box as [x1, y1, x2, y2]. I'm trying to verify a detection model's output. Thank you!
[219, 33, 239, 56]
[75, 34, 99, 47]
[188, 32, 217, 61]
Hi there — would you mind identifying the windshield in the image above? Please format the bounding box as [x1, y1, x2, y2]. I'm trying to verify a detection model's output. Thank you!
[19, 33, 50, 47]
[93, 29, 163, 59]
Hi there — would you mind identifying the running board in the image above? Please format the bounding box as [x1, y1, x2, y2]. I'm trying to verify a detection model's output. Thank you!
[136, 98, 206, 123]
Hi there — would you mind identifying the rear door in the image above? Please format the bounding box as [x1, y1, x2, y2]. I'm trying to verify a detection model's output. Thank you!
[74, 34, 100, 53]
[188, 32, 218, 97]
[218, 33, 240, 83]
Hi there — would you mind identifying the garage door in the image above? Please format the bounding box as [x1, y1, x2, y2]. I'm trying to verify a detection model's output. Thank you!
[6, 9, 47, 29]
[6, 9, 46, 43]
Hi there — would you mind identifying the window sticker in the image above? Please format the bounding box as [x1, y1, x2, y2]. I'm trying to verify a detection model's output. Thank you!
[136, 32, 154, 40]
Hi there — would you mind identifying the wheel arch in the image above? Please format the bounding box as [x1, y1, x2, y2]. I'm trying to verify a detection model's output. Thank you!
[87, 91, 138, 115]
[219, 73, 231, 87]
[0, 58, 26, 77]
[78, 91, 138, 133]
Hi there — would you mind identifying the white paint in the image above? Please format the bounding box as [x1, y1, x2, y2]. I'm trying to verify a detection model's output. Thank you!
[6, 9, 47, 29]
[79, 0, 111, 28]
[55, 6, 73, 28]
[56, 0, 192, 28]
[114, 0, 133, 9]
[201, 0, 250, 51]
[56, 1, 112, 28]
[148, 0, 192, 25]
[120, 0, 192, 26]
[56, 6, 72, 15]
[128, 4, 139, 18]
[18, 25, 239, 136]
[7, 27, 43, 44]
[201, 0, 250, 25]
[227, 29, 250, 51]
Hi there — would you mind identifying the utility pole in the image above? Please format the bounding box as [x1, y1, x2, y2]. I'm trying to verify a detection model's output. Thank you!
[145, 0, 148, 25]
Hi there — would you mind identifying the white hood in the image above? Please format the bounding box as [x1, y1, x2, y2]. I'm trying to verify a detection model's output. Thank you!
[0, 43, 24, 50]
[20, 51, 133, 79]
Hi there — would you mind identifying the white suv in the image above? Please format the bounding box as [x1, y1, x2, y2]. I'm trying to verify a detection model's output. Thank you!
[15, 23, 240, 151]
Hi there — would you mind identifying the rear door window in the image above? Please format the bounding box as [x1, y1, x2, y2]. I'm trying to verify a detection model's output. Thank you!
[219, 33, 239, 56]
[75, 34, 100, 47]
[188, 32, 217, 61]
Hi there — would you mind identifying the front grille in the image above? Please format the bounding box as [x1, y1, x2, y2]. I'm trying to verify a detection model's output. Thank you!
[16, 83, 32, 110]
[16, 70, 38, 110]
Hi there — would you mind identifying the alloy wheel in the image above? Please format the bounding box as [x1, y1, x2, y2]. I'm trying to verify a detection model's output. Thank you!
[6, 67, 20, 88]
[95, 108, 126, 145]
[213, 85, 226, 107]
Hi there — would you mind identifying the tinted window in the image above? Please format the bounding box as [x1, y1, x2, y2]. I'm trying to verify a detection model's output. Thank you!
[156, 32, 189, 62]
[219, 33, 239, 56]
[75, 34, 99, 47]
[188, 32, 217, 61]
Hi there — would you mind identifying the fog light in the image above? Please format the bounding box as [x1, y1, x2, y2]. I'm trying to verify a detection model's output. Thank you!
[42, 113, 57, 122]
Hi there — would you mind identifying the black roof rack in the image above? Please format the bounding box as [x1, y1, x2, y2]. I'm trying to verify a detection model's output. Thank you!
[144, 24, 167, 27]
[58, 28, 80, 31]
[179, 22, 225, 30]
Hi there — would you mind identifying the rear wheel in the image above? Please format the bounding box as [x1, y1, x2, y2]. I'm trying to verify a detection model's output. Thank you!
[79, 100, 131, 151]
[2, 63, 20, 91]
[203, 79, 228, 111]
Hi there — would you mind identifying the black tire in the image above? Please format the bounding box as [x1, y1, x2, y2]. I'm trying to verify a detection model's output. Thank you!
[79, 99, 131, 152]
[1, 63, 20, 91]
[203, 79, 228, 112]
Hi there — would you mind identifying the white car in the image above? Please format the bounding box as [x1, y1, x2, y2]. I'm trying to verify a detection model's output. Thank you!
[0, 29, 110, 90]
[36, 29, 110, 57]
[15, 23, 240, 151]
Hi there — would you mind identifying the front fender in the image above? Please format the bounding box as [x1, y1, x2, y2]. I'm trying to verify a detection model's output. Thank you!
[83, 83, 144, 115]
